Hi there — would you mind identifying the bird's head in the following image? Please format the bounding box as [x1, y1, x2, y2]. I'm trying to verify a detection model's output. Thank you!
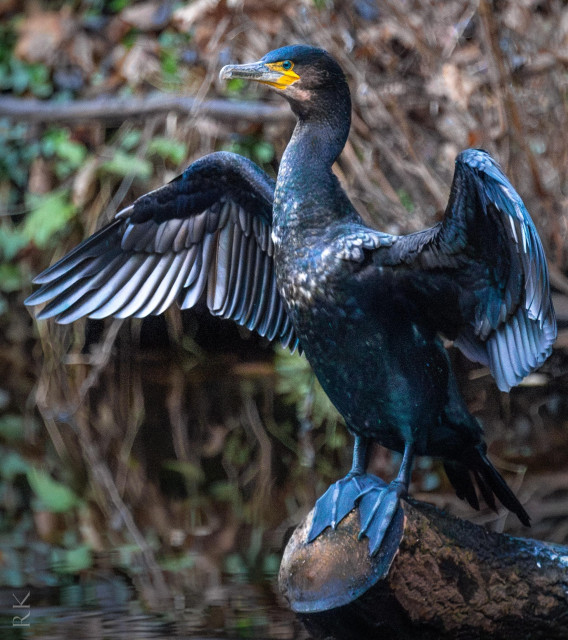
[220, 45, 349, 117]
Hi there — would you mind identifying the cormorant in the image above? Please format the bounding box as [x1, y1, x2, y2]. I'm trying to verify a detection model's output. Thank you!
[25, 45, 556, 555]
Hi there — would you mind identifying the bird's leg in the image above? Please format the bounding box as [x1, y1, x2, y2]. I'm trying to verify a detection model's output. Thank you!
[348, 434, 370, 476]
[357, 441, 414, 556]
[307, 436, 387, 543]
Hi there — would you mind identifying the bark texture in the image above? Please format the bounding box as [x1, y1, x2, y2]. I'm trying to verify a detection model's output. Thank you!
[279, 499, 568, 639]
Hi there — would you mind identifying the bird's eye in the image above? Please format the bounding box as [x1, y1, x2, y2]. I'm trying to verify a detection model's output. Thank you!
[282, 60, 293, 70]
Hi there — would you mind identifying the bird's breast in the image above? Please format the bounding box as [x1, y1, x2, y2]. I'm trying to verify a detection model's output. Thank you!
[276, 250, 334, 313]
[274, 233, 350, 316]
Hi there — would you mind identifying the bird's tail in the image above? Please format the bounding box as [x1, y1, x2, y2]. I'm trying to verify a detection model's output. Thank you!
[444, 445, 530, 526]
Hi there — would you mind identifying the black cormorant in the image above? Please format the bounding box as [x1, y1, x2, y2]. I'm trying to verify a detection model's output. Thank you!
[25, 45, 556, 555]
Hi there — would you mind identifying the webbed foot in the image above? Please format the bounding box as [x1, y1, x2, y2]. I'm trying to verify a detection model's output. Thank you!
[307, 473, 387, 543]
[307, 441, 415, 556]
[357, 479, 407, 556]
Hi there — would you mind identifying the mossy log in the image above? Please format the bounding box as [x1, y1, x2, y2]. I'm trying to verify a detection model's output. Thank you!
[278, 499, 568, 639]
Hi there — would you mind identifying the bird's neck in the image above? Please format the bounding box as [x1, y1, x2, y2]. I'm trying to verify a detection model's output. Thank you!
[273, 91, 352, 235]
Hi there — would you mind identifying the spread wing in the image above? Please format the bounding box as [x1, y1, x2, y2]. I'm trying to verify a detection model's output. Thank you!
[25, 151, 298, 350]
[378, 148, 556, 391]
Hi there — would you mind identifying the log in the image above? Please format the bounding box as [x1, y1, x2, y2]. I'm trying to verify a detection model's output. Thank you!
[279, 499, 568, 639]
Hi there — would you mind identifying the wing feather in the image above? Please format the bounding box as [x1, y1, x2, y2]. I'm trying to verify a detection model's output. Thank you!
[223, 227, 249, 320]
[208, 222, 234, 313]
[25, 151, 298, 350]
[388, 149, 555, 390]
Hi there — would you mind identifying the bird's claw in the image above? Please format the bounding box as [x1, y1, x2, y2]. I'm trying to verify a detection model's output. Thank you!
[357, 480, 406, 556]
[307, 473, 387, 543]
[307, 474, 406, 556]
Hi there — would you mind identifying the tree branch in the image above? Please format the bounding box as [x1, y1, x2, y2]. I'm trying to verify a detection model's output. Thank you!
[279, 499, 568, 639]
[0, 94, 293, 125]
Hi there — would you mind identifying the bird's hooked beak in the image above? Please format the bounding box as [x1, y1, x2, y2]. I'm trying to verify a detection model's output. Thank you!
[220, 59, 300, 90]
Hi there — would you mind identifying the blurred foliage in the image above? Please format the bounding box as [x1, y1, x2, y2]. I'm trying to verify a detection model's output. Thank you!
[224, 137, 276, 169]
[148, 136, 188, 166]
[0, 58, 53, 98]
[23, 191, 77, 248]
[27, 467, 82, 514]
[275, 351, 340, 432]
[100, 150, 153, 180]
[41, 128, 87, 179]
[0, 120, 38, 198]
[158, 30, 193, 88]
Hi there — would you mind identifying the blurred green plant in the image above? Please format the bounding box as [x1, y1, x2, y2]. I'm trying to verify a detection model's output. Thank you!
[0, 414, 38, 442]
[0, 446, 30, 483]
[0, 120, 39, 202]
[158, 30, 193, 88]
[0, 188, 77, 312]
[224, 137, 275, 172]
[148, 136, 188, 166]
[225, 78, 246, 93]
[0, 58, 53, 98]
[120, 129, 142, 150]
[275, 350, 341, 432]
[51, 544, 92, 574]
[397, 188, 414, 213]
[23, 190, 77, 248]
[100, 149, 153, 180]
[108, 0, 132, 11]
[42, 128, 87, 179]
[27, 467, 82, 514]
[0, 20, 52, 97]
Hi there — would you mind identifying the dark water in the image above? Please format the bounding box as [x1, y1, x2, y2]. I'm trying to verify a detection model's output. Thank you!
[0, 578, 301, 639]
[0, 314, 316, 640]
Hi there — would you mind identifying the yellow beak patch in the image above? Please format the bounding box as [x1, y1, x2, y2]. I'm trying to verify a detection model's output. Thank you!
[262, 62, 300, 89]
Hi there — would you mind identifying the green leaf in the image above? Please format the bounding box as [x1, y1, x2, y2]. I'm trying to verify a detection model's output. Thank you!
[27, 63, 52, 98]
[160, 49, 179, 79]
[0, 414, 24, 441]
[120, 130, 142, 151]
[397, 189, 414, 213]
[0, 450, 30, 480]
[0, 263, 24, 292]
[262, 552, 281, 577]
[100, 150, 152, 180]
[226, 78, 246, 93]
[23, 190, 76, 249]
[162, 460, 205, 484]
[209, 480, 240, 503]
[42, 128, 87, 178]
[148, 137, 187, 165]
[26, 467, 81, 513]
[224, 552, 248, 576]
[253, 141, 274, 164]
[51, 545, 92, 574]
[109, 0, 131, 12]
[0, 225, 28, 261]
[4, 59, 52, 97]
[159, 553, 196, 572]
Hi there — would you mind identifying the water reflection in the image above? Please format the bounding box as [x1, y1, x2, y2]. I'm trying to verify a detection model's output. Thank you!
[0, 575, 301, 639]
[1, 313, 315, 639]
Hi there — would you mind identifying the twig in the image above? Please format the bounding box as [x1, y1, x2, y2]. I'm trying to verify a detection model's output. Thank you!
[243, 396, 273, 516]
[72, 409, 170, 606]
[0, 93, 293, 125]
